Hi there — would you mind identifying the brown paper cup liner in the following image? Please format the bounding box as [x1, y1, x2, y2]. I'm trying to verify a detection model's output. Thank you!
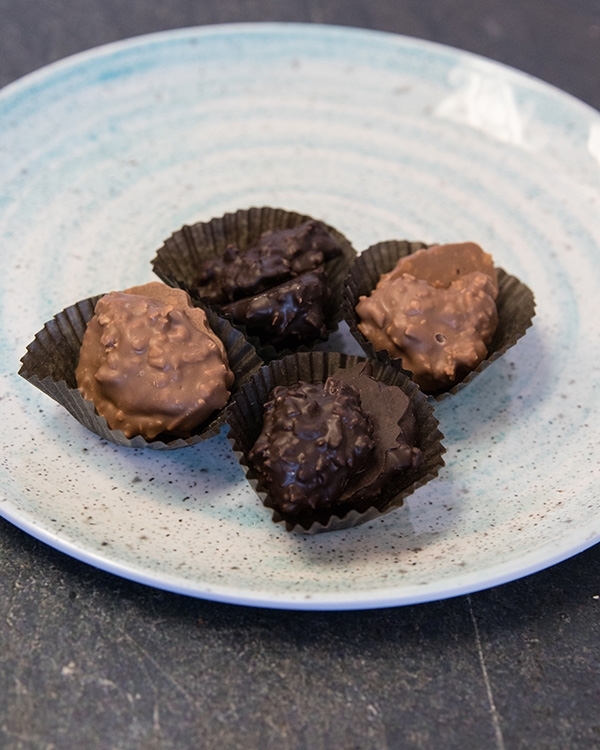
[151, 206, 357, 360]
[342, 240, 536, 400]
[18, 295, 264, 450]
[225, 351, 445, 533]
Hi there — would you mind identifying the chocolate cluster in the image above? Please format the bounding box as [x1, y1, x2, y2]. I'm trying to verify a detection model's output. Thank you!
[249, 377, 375, 517]
[355, 243, 499, 393]
[19, 282, 263, 449]
[231, 357, 438, 532]
[344, 240, 535, 398]
[220, 270, 330, 349]
[76, 282, 234, 440]
[194, 220, 342, 303]
[195, 220, 343, 350]
[151, 208, 357, 358]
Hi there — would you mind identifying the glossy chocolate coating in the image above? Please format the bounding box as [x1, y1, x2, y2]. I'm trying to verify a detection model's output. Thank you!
[356, 242, 499, 394]
[248, 363, 423, 521]
[194, 220, 342, 303]
[249, 378, 375, 517]
[393, 241, 498, 298]
[76, 283, 234, 440]
[221, 270, 329, 348]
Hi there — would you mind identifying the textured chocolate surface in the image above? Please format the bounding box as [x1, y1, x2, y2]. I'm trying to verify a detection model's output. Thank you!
[248, 363, 424, 521]
[194, 219, 342, 303]
[356, 243, 499, 393]
[76, 283, 234, 439]
[221, 270, 329, 348]
[248, 378, 375, 516]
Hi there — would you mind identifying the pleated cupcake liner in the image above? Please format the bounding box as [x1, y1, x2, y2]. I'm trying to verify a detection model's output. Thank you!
[151, 206, 357, 360]
[342, 240, 536, 399]
[19, 294, 264, 450]
[225, 350, 446, 533]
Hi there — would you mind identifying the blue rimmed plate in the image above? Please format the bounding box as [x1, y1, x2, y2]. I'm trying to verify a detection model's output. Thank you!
[1, 23, 599, 609]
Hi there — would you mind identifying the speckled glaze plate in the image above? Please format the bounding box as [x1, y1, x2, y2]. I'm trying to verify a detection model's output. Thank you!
[1, 24, 599, 610]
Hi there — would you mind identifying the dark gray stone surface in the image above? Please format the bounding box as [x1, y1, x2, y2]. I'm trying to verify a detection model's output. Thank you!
[1, 518, 600, 749]
[1, 2, 600, 748]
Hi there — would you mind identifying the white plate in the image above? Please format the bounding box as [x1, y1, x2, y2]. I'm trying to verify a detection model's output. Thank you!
[1, 23, 600, 610]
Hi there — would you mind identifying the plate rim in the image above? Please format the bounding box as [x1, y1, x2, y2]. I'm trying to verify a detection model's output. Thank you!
[2, 21, 599, 121]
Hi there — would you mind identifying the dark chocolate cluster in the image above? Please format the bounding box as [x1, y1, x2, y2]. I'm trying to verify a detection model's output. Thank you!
[194, 220, 342, 348]
[249, 378, 375, 516]
[221, 270, 329, 349]
[248, 363, 424, 526]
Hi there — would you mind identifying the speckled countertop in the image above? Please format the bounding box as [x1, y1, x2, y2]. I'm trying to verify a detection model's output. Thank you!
[1, 2, 600, 748]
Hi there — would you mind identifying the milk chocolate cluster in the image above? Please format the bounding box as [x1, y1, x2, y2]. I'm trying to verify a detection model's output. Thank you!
[76, 282, 234, 440]
[354, 242, 500, 394]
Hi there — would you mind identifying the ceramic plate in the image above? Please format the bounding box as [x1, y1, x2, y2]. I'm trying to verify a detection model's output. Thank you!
[1, 24, 599, 610]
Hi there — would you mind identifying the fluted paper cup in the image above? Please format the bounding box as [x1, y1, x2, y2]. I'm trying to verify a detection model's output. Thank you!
[19, 295, 263, 449]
